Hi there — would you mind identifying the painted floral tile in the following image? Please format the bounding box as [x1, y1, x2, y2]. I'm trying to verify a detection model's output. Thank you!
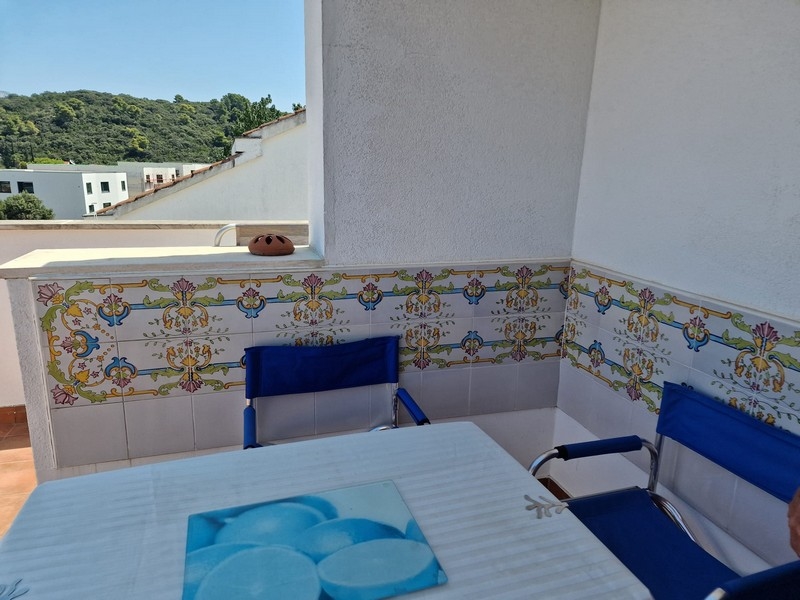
[109, 274, 252, 343]
[32, 278, 118, 351]
[567, 264, 631, 329]
[470, 313, 561, 366]
[691, 300, 800, 433]
[565, 267, 674, 412]
[45, 341, 123, 407]
[471, 262, 569, 319]
[117, 332, 250, 400]
[566, 262, 800, 428]
[384, 266, 475, 323]
[252, 270, 366, 339]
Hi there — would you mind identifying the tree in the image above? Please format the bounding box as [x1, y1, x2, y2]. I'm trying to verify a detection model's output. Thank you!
[0, 90, 296, 165]
[0, 192, 55, 220]
[232, 96, 284, 136]
[54, 102, 77, 126]
[0, 107, 40, 167]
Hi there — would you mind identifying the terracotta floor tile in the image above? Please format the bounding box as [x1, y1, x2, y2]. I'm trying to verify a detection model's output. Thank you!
[5, 423, 29, 439]
[0, 428, 33, 540]
[0, 461, 37, 495]
[0, 436, 31, 452]
[0, 493, 32, 538]
[0, 445, 32, 464]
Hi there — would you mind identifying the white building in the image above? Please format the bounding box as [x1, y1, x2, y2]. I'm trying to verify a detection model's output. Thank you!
[0, 169, 128, 218]
[95, 110, 307, 221]
[30, 161, 209, 197]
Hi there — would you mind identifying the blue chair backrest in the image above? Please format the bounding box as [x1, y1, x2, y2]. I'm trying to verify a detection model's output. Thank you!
[717, 560, 800, 599]
[245, 336, 400, 399]
[658, 382, 800, 503]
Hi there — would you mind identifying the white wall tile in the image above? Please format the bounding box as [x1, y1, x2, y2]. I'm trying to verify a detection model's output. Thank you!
[51, 403, 128, 467]
[193, 391, 245, 450]
[124, 396, 195, 458]
[516, 359, 559, 410]
[469, 363, 516, 415]
[418, 368, 470, 419]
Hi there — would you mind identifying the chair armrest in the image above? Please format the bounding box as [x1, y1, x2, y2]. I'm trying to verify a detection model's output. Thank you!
[396, 388, 431, 426]
[556, 435, 644, 460]
[529, 435, 655, 477]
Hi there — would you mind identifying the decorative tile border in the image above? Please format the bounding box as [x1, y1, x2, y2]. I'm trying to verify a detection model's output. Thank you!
[30, 261, 570, 464]
[564, 261, 800, 434]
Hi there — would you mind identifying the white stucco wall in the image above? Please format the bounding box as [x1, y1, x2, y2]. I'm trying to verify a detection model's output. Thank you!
[112, 124, 308, 221]
[0, 170, 127, 219]
[317, 0, 600, 266]
[82, 172, 128, 214]
[573, 0, 800, 320]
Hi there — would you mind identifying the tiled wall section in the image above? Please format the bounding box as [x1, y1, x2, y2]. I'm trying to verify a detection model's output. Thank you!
[562, 260, 800, 432]
[560, 260, 800, 566]
[33, 261, 569, 468]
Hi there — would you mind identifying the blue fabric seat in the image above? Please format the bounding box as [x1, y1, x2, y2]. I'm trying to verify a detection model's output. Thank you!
[568, 488, 737, 599]
[530, 381, 800, 599]
[243, 335, 429, 448]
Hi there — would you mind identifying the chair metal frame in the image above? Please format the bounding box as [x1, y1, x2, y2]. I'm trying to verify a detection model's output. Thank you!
[242, 335, 429, 449]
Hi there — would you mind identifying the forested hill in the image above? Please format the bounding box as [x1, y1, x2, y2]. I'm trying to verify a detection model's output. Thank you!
[0, 90, 297, 168]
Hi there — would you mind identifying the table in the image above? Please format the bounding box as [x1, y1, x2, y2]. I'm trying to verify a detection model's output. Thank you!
[0, 422, 651, 599]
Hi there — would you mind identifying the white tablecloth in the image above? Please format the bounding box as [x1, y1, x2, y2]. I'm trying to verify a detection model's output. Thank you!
[0, 422, 651, 599]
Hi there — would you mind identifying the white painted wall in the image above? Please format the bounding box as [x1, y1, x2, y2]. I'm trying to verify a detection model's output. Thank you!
[316, 0, 600, 266]
[0, 170, 127, 218]
[81, 172, 128, 214]
[573, 0, 800, 321]
[34, 162, 209, 196]
[111, 124, 307, 221]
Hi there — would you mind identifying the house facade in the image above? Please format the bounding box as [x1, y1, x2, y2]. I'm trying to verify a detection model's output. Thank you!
[30, 161, 209, 198]
[0, 169, 128, 217]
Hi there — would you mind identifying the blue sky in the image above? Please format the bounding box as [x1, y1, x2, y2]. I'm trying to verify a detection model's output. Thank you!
[0, 0, 306, 111]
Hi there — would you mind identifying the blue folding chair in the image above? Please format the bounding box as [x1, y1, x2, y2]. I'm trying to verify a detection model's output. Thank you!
[529, 381, 800, 600]
[243, 335, 430, 449]
[705, 560, 800, 599]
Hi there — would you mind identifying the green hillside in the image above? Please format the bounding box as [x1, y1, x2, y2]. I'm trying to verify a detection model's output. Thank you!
[0, 90, 295, 168]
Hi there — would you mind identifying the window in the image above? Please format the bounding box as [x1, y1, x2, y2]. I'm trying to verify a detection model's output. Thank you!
[17, 182, 34, 193]
[102, 202, 112, 208]
[86, 182, 93, 194]
[101, 181, 110, 193]
[88, 204, 95, 213]
[145, 174, 151, 183]
[156, 174, 164, 184]
[0, 181, 10, 193]
[121, 181, 126, 191]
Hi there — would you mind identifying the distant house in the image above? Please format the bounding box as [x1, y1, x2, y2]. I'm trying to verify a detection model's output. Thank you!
[31, 161, 210, 198]
[0, 169, 128, 218]
[95, 110, 307, 221]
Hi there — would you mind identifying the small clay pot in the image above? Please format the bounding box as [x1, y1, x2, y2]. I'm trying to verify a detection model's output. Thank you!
[248, 234, 295, 256]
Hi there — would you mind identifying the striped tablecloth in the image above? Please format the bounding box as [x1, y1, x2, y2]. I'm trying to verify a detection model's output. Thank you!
[0, 422, 651, 599]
